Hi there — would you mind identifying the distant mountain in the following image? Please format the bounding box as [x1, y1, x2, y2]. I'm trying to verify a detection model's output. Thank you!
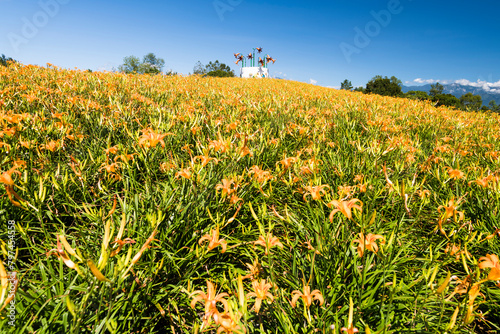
[402, 83, 500, 106]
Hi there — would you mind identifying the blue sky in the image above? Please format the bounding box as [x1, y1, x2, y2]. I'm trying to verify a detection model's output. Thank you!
[2, 0, 500, 89]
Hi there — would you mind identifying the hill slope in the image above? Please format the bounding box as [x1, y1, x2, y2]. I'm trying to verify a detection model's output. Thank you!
[1, 64, 500, 333]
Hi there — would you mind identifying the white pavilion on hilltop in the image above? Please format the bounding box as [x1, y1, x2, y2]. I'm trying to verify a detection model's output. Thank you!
[233, 48, 276, 79]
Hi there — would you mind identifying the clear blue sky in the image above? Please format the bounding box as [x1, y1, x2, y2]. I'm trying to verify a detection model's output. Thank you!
[2, 0, 500, 88]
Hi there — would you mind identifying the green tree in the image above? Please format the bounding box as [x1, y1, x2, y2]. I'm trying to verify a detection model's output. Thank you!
[365, 75, 402, 97]
[488, 100, 500, 113]
[432, 94, 461, 108]
[118, 55, 142, 74]
[429, 83, 444, 97]
[141, 53, 165, 74]
[460, 92, 482, 111]
[193, 61, 205, 75]
[340, 79, 353, 90]
[193, 60, 235, 77]
[405, 90, 430, 101]
[0, 54, 15, 66]
[118, 53, 166, 74]
[205, 61, 235, 77]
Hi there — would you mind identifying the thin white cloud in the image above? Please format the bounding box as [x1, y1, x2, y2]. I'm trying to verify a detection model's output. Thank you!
[309, 78, 317, 85]
[413, 78, 438, 84]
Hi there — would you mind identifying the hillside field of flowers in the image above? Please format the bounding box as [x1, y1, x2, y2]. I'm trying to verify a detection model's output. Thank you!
[0, 63, 500, 333]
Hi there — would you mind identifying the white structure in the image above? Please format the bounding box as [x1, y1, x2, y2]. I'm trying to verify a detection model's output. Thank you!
[240, 66, 269, 78]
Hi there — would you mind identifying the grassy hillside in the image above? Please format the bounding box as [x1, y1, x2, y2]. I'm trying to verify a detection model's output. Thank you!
[1, 63, 500, 333]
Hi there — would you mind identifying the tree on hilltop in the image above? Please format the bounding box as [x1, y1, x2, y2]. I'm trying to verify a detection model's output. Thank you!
[488, 100, 500, 113]
[1, 54, 16, 66]
[429, 82, 444, 97]
[405, 90, 430, 101]
[433, 94, 461, 108]
[118, 53, 166, 74]
[365, 75, 402, 97]
[460, 93, 482, 111]
[193, 60, 235, 77]
[341, 79, 353, 90]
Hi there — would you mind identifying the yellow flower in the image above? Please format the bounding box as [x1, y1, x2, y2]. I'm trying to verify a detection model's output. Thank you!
[291, 284, 324, 308]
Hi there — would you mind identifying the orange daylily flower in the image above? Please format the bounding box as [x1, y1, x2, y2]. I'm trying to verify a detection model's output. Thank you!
[328, 198, 363, 221]
[216, 179, 237, 197]
[445, 275, 471, 301]
[437, 199, 464, 222]
[229, 194, 243, 205]
[239, 145, 252, 158]
[291, 284, 324, 308]
[194, 152, 219, 167]
[209, 135, 232, 153]
[39, 140, 60, 152]
[352, 233, 385, 257]
[104, 146, 118, 155]
[341, 326, 359, 334]
[175, 168, 192, 179]
[246, 279, 274, 313]
[277, 156, 297, 170]
[446, 167, 464, 180]
[138, 128, 172, 148]
[465, 284, 482, 324]
[190, 281, 230, 326]
[215, 311, 246, 334]
[248, 165, 273, 184]
[302, 184, 329, 202]
[478, 254, 500, 281]
[242, 258, 263, 280]
[484, 227, 500, 240]
[0, 166, 20, 186]
[254, 233, 283, 255]
[0, 166, 25, 207]
[110, 238, 136, 257]
[199, 228, 227, 253]
[101, 162, 119, 173]
[417, 189, 431, 198]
